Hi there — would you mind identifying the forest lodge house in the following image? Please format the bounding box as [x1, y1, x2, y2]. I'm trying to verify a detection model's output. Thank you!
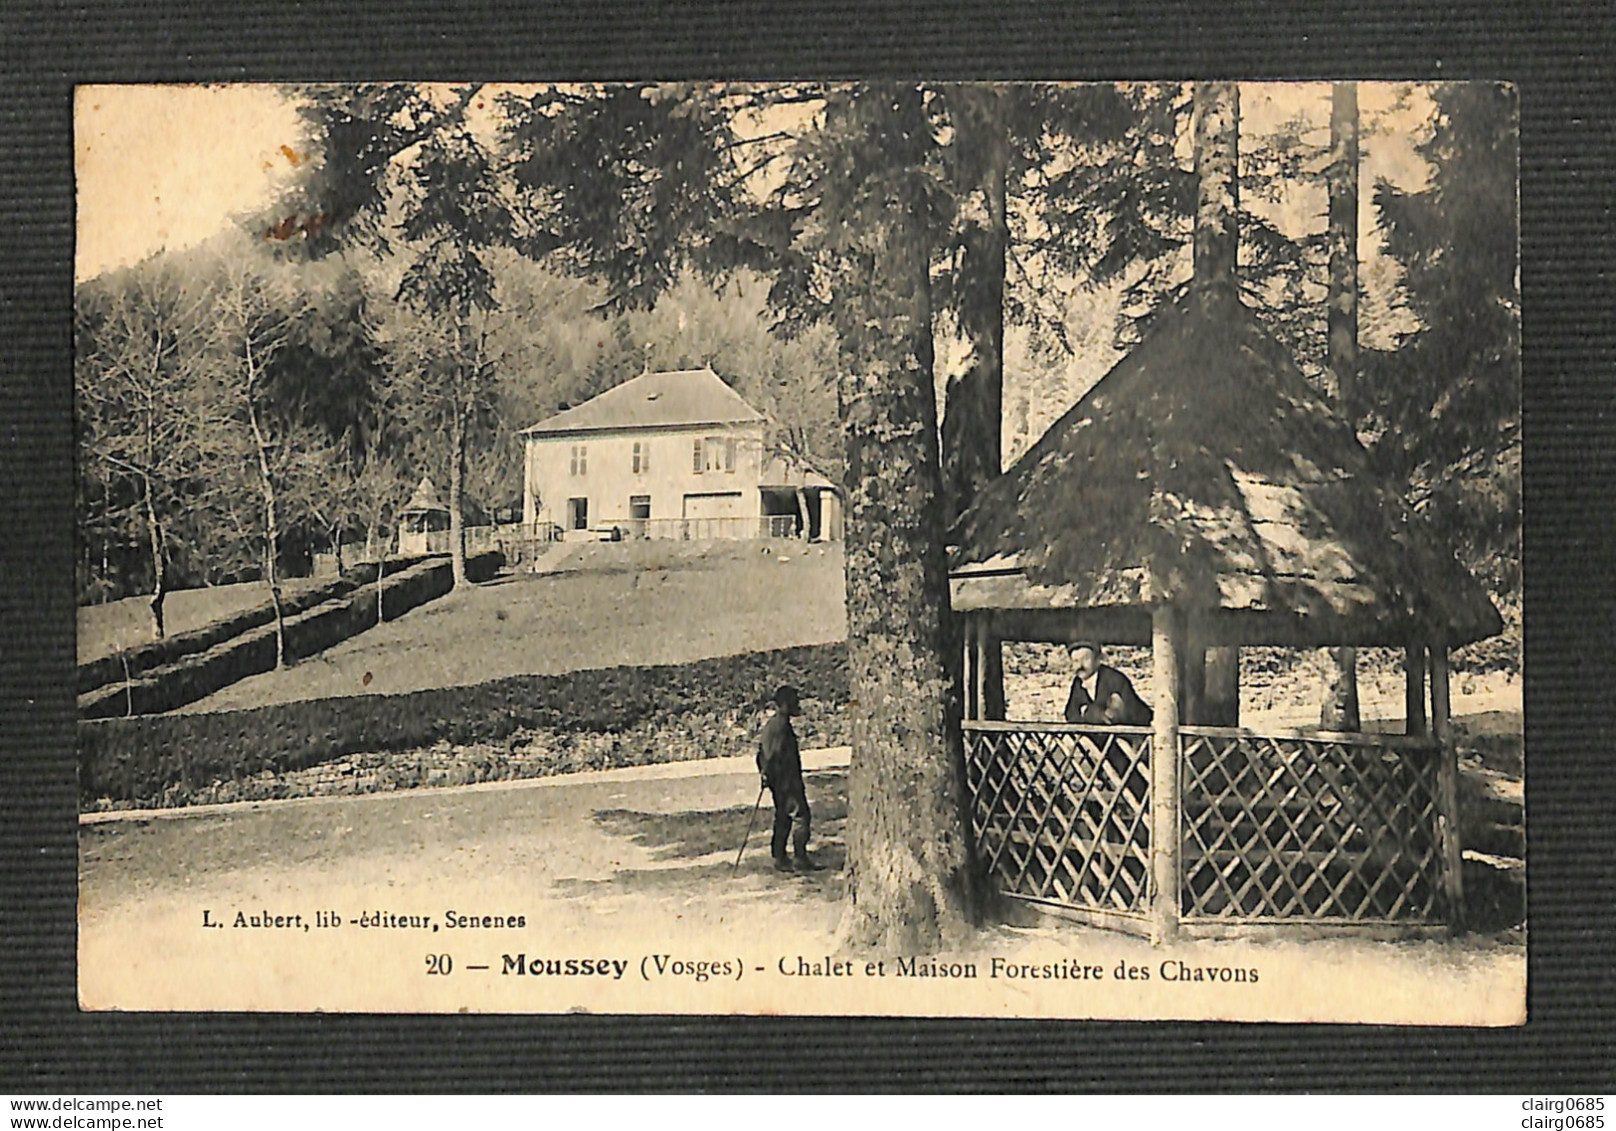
[520, 366, 841, 542]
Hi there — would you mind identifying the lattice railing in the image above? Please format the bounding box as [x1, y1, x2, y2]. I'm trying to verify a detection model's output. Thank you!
[1178, 727, 1446, 923]
[963, 722, 1153, 915]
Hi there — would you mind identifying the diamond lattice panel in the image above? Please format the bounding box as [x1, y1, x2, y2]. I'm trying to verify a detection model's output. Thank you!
[1179, 732, 1445, 922]
[965, 726, 1153, 915]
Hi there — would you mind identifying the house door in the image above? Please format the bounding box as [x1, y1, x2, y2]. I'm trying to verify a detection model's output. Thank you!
[567, 497, 589, 530]
[681, 491, 745, 539]
[629, 495, 651, 539]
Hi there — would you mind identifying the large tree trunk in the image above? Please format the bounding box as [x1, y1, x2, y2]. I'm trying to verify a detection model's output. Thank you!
[837, 84, 987, 953]
[448, 395, 468, 588]
[1321, 81, 1362, 732]
[941, 83, 1009, 720]
[1327, 82, 1361, 413]
[1193, 82, 1243, 718]
[1193, 82, 1240, 288]
[941, 84, 1007, 529]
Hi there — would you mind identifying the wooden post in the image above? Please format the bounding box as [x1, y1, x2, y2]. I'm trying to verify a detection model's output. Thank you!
[1430, 641, 1451, 741]
[1204, 646, 1240, 726]
[1150, 606, 1182, 945]
[1404, 644, 1427, 736]
[963, 616, 979, 722]
[975, 616, 991, 722]
[982, 627, 1006, 721]
[1181, 624, 1207, 726]
[1429, 641, 1465, 930]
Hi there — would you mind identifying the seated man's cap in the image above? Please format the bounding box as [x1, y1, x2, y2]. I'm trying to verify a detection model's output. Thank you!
[1066, 640, 1103, 655]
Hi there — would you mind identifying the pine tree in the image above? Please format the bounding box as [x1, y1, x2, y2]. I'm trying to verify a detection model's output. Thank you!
[281, 84, 512, 587]
[791, 83, 987, 950]
[1321, 82, 1362, 731]
[1369, 83, 1520, 596]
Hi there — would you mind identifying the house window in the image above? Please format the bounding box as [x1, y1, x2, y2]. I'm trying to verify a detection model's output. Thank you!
[567, 497, 588, 530]
[570, 444, 587, 476]
[633, 441, 648, 475]
[692, 438, 703, 474]
[703, 436, 734, 473]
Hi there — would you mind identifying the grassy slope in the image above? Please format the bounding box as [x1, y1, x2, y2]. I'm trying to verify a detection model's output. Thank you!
[163, 536, 1519, 736]
[76, 577, 331, 666]
[182, 540, 846, 713]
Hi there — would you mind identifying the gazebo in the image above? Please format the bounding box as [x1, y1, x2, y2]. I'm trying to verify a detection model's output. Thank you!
[398, 476, 451, 556]
[949, 283, 1501, 942]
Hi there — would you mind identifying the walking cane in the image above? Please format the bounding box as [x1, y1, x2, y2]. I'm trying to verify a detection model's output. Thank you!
[732, 783, 766, 876]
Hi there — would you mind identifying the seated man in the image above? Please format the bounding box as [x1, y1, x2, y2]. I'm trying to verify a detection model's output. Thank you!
[1063, 641, 1153, 726]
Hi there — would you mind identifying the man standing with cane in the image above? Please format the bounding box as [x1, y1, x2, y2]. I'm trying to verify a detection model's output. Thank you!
[755, 685, 821, 873]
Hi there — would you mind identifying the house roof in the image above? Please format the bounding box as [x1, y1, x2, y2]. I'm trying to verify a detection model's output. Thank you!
[520, 367, 765, 436]
[949, 284, 1502, 647]
[401, 476, 447, 515]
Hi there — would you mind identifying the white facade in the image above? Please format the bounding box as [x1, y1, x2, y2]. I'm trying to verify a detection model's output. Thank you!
[523, 421, 772, 537]
[520, 368, 840, 542]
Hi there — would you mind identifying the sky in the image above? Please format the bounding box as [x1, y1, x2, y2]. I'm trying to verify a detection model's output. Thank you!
[75, 82, 1436, 286]
[76, 82, 1461, 474]
[75, 84, 307, 282]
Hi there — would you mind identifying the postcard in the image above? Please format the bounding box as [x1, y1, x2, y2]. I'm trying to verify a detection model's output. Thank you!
[75, 81, 1523, 1022]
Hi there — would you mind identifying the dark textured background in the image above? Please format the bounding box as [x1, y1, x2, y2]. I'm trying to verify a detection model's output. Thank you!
[3, 0, 1611, 1092]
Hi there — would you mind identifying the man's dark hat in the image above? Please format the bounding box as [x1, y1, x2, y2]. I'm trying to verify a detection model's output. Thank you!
[772, 684, 799, 707]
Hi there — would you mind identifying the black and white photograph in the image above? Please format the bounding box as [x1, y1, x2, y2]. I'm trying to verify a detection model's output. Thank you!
[73, 80, 1523, 1022]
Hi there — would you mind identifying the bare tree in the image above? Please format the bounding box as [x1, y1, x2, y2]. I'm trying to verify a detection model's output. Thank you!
[379, 303, 501, 586]
[350, 446, 407, 623]
[206, 259, 306, 668]
[75, 263, 208, 639]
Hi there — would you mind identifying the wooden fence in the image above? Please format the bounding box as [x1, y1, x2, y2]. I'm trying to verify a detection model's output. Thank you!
[1178, 727, 1448, 926]
[421, 525, 525, 555]
[964, 721, 1154, 935]
[627, 515, 802, 541]
[963, 720, 1456, 938]
[395, 516, 818, 565]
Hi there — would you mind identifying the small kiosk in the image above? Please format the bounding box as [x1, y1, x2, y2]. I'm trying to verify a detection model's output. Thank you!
[398, 476, 451, 556]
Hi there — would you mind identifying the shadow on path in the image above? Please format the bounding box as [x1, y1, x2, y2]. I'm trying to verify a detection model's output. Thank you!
[561, 771, 848, 897]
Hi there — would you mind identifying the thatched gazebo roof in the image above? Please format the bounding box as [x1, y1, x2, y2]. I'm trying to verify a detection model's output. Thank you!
[949, 284, 1501, 649]
[401, 476, 448, 517]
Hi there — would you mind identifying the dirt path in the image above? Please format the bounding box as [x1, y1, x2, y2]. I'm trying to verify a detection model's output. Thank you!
[79, 747, 1523, 1022]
